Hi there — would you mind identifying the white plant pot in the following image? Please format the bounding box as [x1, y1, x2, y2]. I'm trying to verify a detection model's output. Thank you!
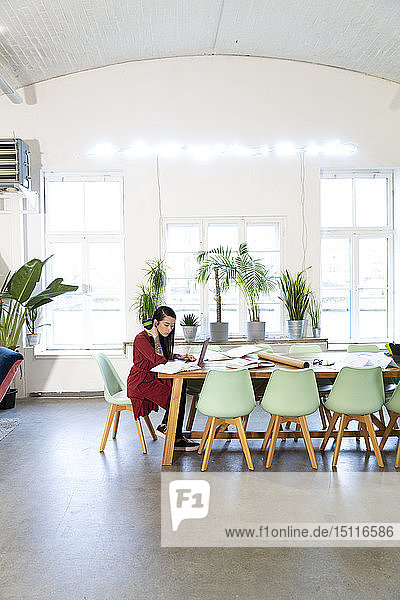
[246, 321, 266, 341]
[209, 322, 229, 343]
[182, 325, 198, 343]
[27, 333, 41, 346]
[312, 327, 321, 338]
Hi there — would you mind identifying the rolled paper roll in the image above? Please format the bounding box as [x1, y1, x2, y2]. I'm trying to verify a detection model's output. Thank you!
[258, 351, 310, 369]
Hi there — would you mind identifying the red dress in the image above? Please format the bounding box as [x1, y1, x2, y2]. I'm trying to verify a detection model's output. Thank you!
[127, 330, 172, 419]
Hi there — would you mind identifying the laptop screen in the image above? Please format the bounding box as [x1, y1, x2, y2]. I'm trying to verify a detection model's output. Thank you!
[197, 338, 210, 367]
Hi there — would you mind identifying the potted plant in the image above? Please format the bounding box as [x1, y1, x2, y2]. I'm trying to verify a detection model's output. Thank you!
[308, 294, 321, 338]
[25, 306, 50, 346]
[132, 258, 166, 323]
[278, 268, 312, 339]
[232, 243, 276, 341]
[196, 246, 235, 342]
[180, 313, 200, 343]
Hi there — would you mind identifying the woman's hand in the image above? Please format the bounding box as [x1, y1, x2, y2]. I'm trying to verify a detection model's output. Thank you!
[148, 324, 159, 339]
[175, 353, 197, 362]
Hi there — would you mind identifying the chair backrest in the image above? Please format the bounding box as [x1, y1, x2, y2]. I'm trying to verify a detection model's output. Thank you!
[258, 344, 274, 353]
[197, 369, 256, 418]
[189, 344, 222, 354]
[381, 381, 400, 413]
[325, 366, 384, 415]
[260, 368, 320, 416]
[289, 343, 322, 354]
[93, 353, 125, 399]
[347, 344, 379, 353]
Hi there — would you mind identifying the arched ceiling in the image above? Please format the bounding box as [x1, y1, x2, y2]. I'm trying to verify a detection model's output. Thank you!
[0, 0, 400, 92]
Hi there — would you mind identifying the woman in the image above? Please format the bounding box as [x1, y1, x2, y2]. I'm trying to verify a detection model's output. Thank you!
[127, 306, 199, 451]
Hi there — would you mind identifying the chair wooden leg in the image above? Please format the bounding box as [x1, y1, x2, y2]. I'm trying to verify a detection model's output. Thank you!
[135, 418, 147, 454]
[242, 414, 249, 430]
[356, 422, 361, 442]
[320, 412, 339, 451]
[112, 409, 120, 439]
[266, 415, 281, 468]
[144, 415, 157, 440]
[100, 404, 116, 451]
[379, 408, 385, 426]
[380, 412, 399, 450]
[186, 395, 198, 431]
[198, 416, 212, 454]
[298, 415, 318, 469]
[318, 405, 327, 430]
[235, 417, 254, 470]
[360, 422, 371, 451]
[285, 421, 291, 429]
[364, 415, 384, 468]
[294, 422, 301, 442]
[201, 417, 217, 471]
[332, 414, 347, 467]
[395, 439, 400, 468]
[262, 415, 276, 451]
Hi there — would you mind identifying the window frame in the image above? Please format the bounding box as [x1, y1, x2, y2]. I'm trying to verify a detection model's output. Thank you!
[38, 170, 126, 355]
[320, 169, 394, 343]
[163, 216, 285, 338]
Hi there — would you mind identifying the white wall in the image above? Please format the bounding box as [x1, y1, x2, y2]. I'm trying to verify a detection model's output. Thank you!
[0, 55, 399, 393]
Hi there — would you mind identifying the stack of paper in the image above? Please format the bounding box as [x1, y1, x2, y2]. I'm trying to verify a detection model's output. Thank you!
[150, 361, 201, 375]
[338, 352, 396, 370]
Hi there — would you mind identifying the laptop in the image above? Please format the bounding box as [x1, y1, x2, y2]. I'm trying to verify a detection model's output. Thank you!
[196, 337, 210, 367]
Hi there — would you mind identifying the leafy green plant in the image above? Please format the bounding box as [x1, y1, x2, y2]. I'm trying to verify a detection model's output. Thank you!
[179, 313, 200, 327]
[25, 306, 50, 335]
[196, 246, 236, 323]
[233, 243, 276, 322]
[0, 257, 78, 350]
[308, 294, 321, 329]
[278, 268, 312, 321]
[132, 258, 167, 322]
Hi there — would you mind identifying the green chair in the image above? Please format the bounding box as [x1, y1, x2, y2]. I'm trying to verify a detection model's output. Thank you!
[260, 368, 320, 469]
[379, 385, 400, 467]
[320, 366, 384, 467]
[289, 343, 330, 430]
[93, 353, 157, 454]
[196, 369, 256, 471]
[185, 344, 223, 431]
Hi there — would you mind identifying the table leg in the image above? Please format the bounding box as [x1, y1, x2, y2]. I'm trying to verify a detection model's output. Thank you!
[162, 378, 183, 466]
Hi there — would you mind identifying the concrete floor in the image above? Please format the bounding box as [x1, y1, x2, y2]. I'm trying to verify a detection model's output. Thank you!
[1, 395, 400, 600]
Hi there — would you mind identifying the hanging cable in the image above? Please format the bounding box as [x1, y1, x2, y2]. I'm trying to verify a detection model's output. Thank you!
[156, 155, 166, 258]
[299, 150, 308, 270]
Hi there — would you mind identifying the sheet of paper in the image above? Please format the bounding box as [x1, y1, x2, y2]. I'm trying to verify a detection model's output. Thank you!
[150, 360, 201, 374]
[338, 352, 394, 370]
[225, 345, 262, 358]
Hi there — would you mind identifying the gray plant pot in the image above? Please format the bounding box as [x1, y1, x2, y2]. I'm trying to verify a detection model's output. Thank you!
[182, 325, 198, 344]
[312, 327, 321, 338]
[246, 321, 266, 342]
[27, 333, 41, 346]
[209, 322, 229, 343]
[287, 320, 305, 339]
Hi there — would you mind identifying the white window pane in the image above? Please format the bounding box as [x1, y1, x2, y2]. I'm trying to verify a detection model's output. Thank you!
[359, 238, 388, 289]
[359, 289, 388, 338]
[166, 253, 198, 278]
[209, 305, 239, 334]
[321, 289, 350, 341]
[46, 182, 84, 232]
[85, 182, 122, 232]
[355, 178, 388, 227]
[47, 242, 82, 287]
[208, 287, 239, 305]
[250, 251, 280, 275]
[259, 304, 281, 332]
[90, 311, 123, 345]
[52, 310, 84, 346]
[167, 279, 198, 306]
[321, 238, 351, 288]
[208, 224, 238, 249]
[246, 223, 279, 251]
[166, 224, 200, 252]
[90, 296, 122, 311]
[321, 179, 352, 227]
[88, 242, 123, 294]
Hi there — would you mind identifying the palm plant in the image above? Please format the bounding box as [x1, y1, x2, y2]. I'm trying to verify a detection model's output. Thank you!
[278, 268, 312, 321]
[196, 246, 236, 323]
[132, 258, 167, 323]
[233, 243, 276, 321]
[0, 257, 78, 350]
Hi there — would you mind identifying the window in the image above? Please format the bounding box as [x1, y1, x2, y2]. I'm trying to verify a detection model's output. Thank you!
[164, 218, 282, 337]
[42, 173, 125, 351]
[320, 171, 393, 343]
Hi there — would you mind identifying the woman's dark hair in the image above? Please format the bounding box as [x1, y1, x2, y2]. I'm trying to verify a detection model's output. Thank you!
[148, 306, 176, 360]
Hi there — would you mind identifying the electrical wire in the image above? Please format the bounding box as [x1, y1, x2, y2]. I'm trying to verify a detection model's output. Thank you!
[299, 150, 308, 270]
[156, 155, 166, 258]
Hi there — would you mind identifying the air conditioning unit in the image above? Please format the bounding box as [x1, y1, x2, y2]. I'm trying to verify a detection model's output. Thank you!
[0, 138, 30, 190]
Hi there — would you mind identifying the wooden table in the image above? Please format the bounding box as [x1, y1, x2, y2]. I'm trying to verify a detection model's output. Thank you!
[159, 352, 400, 466]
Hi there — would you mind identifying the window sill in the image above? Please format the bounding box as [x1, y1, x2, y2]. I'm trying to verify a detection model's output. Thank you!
[31, 348, 126, 359]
